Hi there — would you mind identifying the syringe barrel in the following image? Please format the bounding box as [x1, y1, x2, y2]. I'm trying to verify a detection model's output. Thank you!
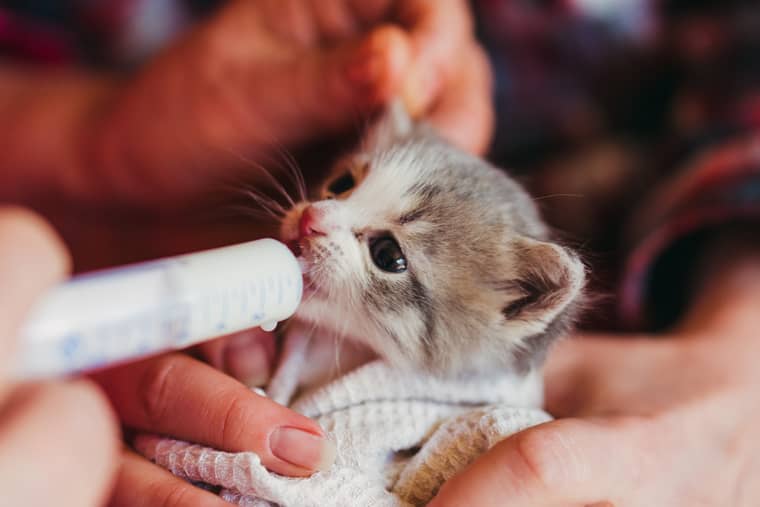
[15, 239, 303, 379]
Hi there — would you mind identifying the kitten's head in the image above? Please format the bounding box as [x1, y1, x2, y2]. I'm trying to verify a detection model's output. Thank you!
[281, 103, 584, 375]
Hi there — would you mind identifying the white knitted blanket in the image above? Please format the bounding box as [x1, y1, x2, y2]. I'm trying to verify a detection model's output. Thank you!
[134, 355, 550, 506]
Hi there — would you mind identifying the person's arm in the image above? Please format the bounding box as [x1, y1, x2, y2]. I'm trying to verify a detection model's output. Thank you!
[0, 3, 493, 505]
[0, 3, 493, 506]
[0, 67, 116, 205]
[0, 0, 492, 212]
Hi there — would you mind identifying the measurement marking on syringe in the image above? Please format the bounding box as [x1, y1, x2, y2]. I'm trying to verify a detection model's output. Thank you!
[17, 239, 303, 379]
[61, 334, 81, 360]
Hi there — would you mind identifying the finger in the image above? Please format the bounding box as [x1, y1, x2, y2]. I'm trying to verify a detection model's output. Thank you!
[91, 353, 335, 477]
[109, 450, 230, 507]
[194, 328, 276, 387]
[0, 207, 69, 386]
[346, 0, 394, 27]
[308, 0, 361, 42]
[266, 24, 412, 145]
[0, 381, 119, 507]
[542, 335, 676, 417]
[429, 418, 642, 507]
[541, 336, 602, 417]
[397, 0, 474, 116]
[258, 0, 319, 45]
[426, 42, 494, 155]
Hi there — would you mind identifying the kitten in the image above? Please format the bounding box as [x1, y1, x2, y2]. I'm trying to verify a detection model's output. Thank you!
[278, 102, 584, 382]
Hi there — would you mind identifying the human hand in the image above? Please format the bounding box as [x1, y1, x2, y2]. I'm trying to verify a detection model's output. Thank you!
[25, 0, 494, 381]
[2, 0, 492, 265]
[430, 249, 760, 506]
[0, 207, 119, 507]
[93, 350, 336, 506]
[78, 0, 492, 209]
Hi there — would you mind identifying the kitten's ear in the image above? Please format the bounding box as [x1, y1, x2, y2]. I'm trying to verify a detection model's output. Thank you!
[499, 237, 585, 325]
[364, 98, 413, 151]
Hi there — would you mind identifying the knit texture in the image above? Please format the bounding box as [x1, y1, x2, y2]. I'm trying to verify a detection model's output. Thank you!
[134, 357, 550, 506]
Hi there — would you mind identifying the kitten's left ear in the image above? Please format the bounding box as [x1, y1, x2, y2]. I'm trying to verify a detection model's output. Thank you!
[364, 98, 413, 151]
[499, 237, 585, 326]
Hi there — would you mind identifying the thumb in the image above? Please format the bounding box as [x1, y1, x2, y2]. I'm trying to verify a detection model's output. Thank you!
[266, 25, 412, 145]
[0, 207, 69, 388]
[429, 418, 642, 507]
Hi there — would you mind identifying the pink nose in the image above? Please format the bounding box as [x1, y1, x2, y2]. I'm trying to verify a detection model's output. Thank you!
[298, 205, 326, 239]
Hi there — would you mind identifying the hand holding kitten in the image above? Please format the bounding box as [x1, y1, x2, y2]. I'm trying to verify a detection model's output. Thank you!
[0, 3, 493, 507]
[431, 245, 760, 507]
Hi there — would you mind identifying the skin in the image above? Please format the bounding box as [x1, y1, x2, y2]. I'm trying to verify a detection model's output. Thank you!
[0, 207, 119, 507]
[0, 1, 491, 505]
[8, 1, 758, 504]
[0, 0, 491, 211]
[430, 237, 760, 506]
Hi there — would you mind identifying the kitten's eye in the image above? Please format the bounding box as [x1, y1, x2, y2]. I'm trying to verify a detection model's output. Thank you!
[327, 171, 355, 195]
[369, 236, 407, 273]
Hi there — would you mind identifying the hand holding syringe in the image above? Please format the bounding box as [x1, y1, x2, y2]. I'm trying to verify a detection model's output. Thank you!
[16, 239, 302, 379]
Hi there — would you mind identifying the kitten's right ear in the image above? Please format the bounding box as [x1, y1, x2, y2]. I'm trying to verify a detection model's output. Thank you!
[499, 237, 585, 326]
[496, 237, 585, 370]
[363, 98, 413, 151]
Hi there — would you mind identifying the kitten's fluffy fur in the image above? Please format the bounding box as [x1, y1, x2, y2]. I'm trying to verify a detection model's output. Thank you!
[280, 103, 584, 377]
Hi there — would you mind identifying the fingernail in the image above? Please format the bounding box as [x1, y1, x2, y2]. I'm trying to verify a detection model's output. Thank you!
[224, 341, 271, 387]
[269, 427, 336, 472]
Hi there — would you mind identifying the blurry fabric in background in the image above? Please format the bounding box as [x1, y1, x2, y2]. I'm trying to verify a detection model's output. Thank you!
[1, 0, 759, 331]
[474, 0, 760, 329]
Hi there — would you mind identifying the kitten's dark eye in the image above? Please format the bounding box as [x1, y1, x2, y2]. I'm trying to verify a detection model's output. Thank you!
[327, 171, 355, 195]
[369, 236, 407, 273]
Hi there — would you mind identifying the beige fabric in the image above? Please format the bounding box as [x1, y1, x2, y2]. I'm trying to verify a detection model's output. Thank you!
[135, 359, 549, 506]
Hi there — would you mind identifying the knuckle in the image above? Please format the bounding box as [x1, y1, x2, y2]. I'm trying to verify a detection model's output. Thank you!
[155, 482, 195, 507]
[511, 424, 578, 490]
[511, 429, 559, 489]
[153, 482, 223, 507]
[138, 356, 178, 428]
[218, 393, 259, 451]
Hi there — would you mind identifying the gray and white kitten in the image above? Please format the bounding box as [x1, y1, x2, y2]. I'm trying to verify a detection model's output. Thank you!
[278, 102, 584, 381]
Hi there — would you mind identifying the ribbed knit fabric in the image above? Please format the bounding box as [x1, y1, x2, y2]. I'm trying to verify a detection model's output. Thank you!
[135, 360, 550, 506]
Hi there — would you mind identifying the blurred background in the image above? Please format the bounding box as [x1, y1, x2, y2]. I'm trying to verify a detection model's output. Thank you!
[1, 0, 759, 330]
